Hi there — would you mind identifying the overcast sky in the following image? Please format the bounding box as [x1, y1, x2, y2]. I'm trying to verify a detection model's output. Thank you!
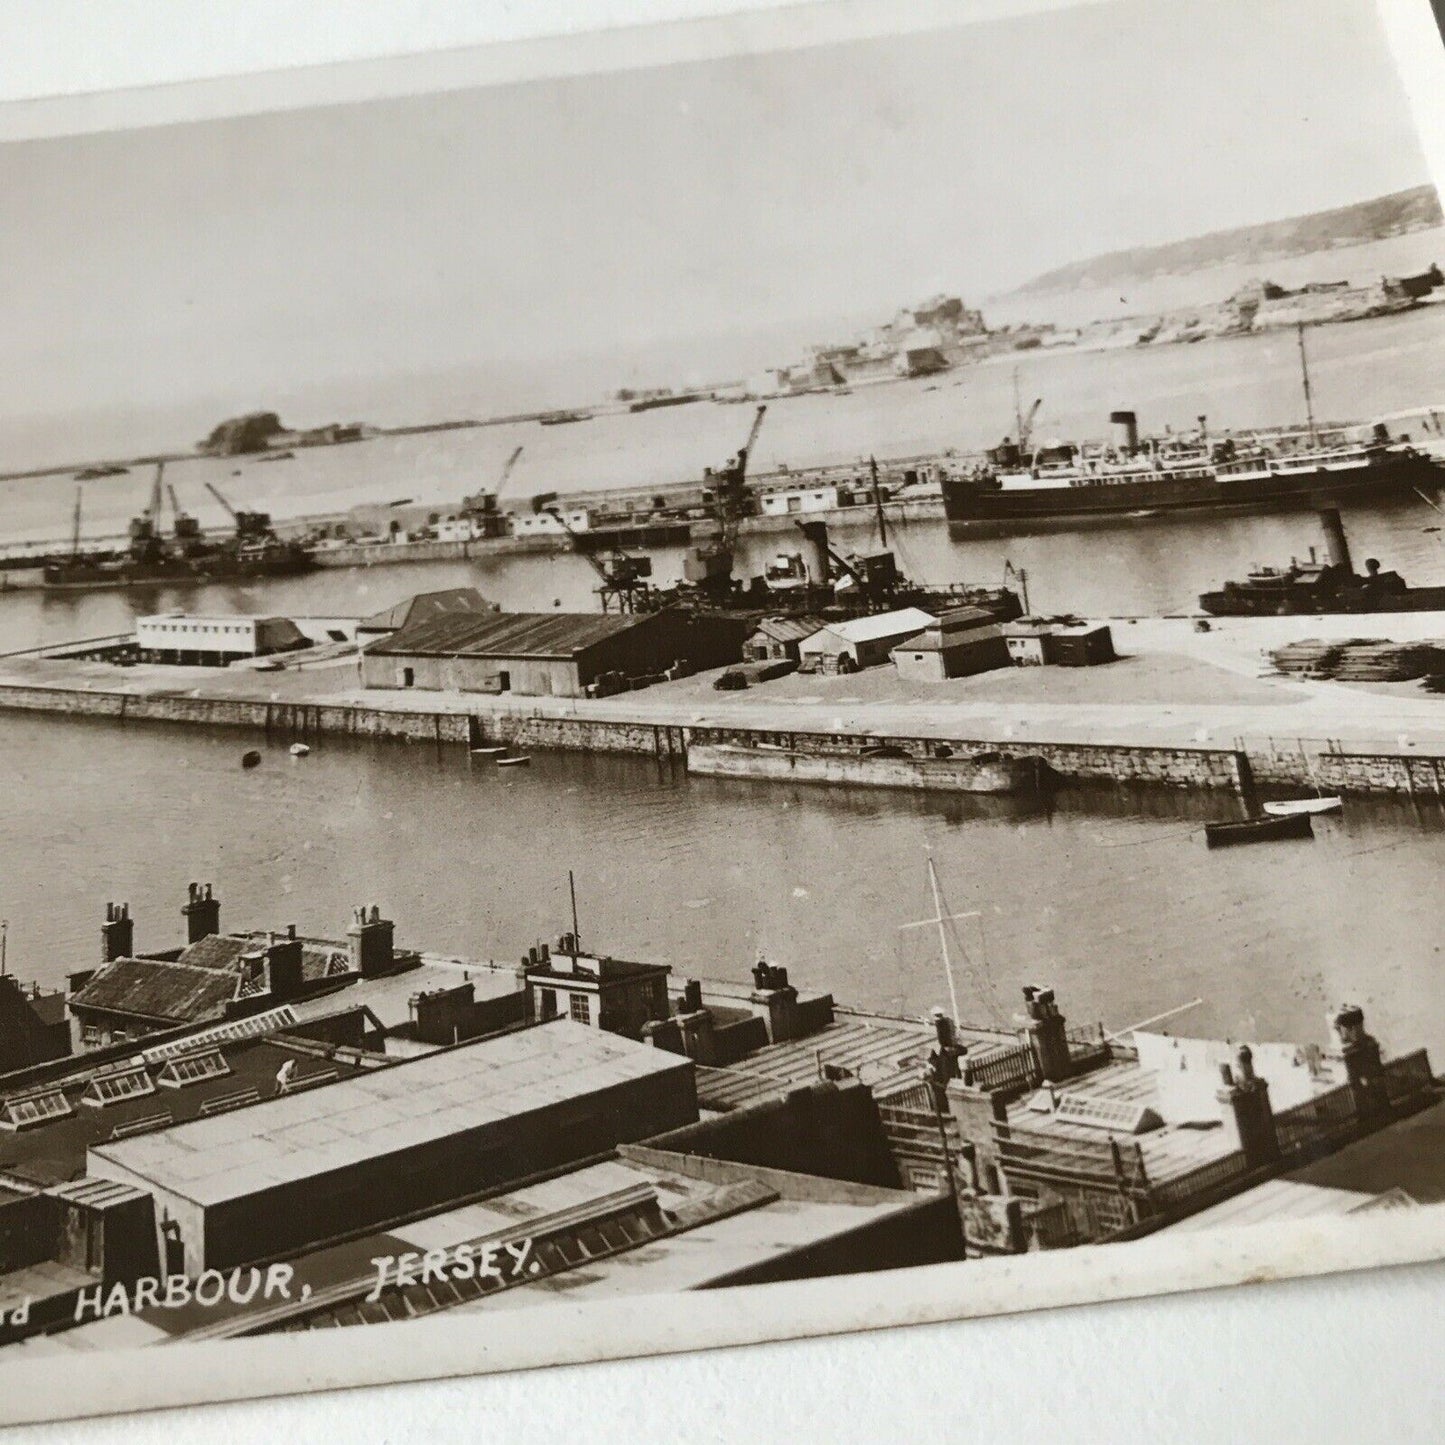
[0, 0, 1434, 436]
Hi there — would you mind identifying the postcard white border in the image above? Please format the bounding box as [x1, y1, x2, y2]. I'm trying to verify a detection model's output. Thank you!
[0, 0, 1444, 1427]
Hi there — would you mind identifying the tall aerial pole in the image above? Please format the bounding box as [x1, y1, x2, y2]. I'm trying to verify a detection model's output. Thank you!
[869, 456, 889, 549]
[568, 869, 581, 954]
[1297, 322, 1317, 447]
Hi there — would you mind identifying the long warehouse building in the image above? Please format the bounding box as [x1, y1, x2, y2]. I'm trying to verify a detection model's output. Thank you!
[86, 1020, 698, 1273]
[361, 607, 745, 697]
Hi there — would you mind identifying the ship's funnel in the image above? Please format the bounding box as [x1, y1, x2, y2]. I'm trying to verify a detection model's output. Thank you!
[1110, 410, 1140, 453]
[798, 520, 832, 588]
[1318, 507, 1353, 573]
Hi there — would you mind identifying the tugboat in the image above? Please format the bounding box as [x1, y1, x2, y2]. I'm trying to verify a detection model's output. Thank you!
[43, 466, 315, 591]
[1199, 507, 1445, 616]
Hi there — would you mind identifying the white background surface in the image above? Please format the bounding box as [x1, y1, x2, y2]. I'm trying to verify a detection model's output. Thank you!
[2, 2, 1445, 1439]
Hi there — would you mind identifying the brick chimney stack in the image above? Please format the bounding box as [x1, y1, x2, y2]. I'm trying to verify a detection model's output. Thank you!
[347, 905, 395, 978]
[101, 902, 134, 963]
[182, 882, 220, 944]
[749, 956, 800, 1043]
[265, 925, 304, 1001]
[1216, 1044, 1280, 1169]
[1022, 985, 1071, 1085]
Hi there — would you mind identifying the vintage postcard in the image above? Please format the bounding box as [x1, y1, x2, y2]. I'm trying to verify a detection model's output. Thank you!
[1, 0, 1445, 1426]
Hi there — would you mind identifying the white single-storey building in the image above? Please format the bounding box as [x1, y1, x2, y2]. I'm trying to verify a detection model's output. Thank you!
[135, 614, 310, 667]
[798, 607, 935, 673]
[509, 509, 594, 538]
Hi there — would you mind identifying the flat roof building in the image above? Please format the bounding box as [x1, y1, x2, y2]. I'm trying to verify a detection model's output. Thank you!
[135, 614, 310, 667]
[88, 1020, 698, 1273]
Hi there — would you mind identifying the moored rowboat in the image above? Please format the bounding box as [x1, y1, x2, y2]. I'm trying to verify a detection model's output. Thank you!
[1262, 796, 1342, 817]
[1204, 812, 1314, 848]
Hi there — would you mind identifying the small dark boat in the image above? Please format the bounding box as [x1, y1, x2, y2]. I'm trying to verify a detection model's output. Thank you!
[241, 749, 262, 769]
[1204, 812, 1313, 848]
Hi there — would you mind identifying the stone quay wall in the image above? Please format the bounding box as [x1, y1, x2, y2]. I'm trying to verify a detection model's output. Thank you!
[0, 678, 1440, 797]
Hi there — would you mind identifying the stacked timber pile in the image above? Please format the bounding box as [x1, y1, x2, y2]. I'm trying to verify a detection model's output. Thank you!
[1271, 638, 1445, 682]
[1269, 639, 1352, 677]
[1331, 642, 1440, 682]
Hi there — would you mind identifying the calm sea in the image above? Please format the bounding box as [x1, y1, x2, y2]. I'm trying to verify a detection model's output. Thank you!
[5, 306, 1445, 653]
[3, 305, 1445, 1067]
[3, 711, 1444, 1065]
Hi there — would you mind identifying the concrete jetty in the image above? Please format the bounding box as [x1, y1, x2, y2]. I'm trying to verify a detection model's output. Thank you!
[3, 608, 1445, 795]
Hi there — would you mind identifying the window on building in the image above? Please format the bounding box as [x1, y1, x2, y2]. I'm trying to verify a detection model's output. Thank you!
[0, 1088, 73, 1131]
[569, 994, 592, 1025]
[157, 1047, 231, 1089]
[82, 1066, 156, 1108]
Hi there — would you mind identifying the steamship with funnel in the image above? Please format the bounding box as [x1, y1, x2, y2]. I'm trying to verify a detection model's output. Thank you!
[1199, 506, 1445, 616]
[941, 407, 1444, 529]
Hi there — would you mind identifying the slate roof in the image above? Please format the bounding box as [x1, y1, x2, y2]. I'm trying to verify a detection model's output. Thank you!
[359, 587, 496, 633]
[70, 958, 240, 1025]
[369, 610, 662, 661]
[175, 933, 348, 982]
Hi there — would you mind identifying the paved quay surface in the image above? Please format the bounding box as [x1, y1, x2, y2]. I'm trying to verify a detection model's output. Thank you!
[3, 610, 1445, 757]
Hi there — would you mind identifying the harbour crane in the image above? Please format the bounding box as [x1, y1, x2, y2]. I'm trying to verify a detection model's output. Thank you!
[684, 404, 767, 594]
[457, 444, 523, 533]
[167, 481, 203, 547]
[203, 480, 273, 541]
[127, 463, 168, 562]
[497, 445, 525, 498]
[542, 504, 652, 614]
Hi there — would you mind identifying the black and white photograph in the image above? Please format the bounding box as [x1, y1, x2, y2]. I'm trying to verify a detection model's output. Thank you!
[2, 0, 1445, 1428]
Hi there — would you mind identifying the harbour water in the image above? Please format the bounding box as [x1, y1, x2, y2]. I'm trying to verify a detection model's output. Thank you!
[5, 307, 1445, 653]
[5, 709, 1444, 1064]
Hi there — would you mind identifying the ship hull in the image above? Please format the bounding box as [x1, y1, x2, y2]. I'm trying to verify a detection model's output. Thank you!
[573, 522, 691, 553]
[942, 453, 1442, 531]
[42, 551, 316, 592]
[1199, 585, 1445, 616]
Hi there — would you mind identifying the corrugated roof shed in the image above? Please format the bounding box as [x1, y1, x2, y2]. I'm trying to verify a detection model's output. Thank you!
[89, 1020, 692, 1207]
[749, 615, 827, 644]
[369, 610, 663, 660]
[359, 587, 496, 633]
[802, 608, 935, 647]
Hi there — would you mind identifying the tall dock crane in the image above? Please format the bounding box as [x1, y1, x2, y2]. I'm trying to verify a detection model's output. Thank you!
[204, 480, 274, 541]
[542, 504, 652, 614]
[684, 403, 766, 594]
